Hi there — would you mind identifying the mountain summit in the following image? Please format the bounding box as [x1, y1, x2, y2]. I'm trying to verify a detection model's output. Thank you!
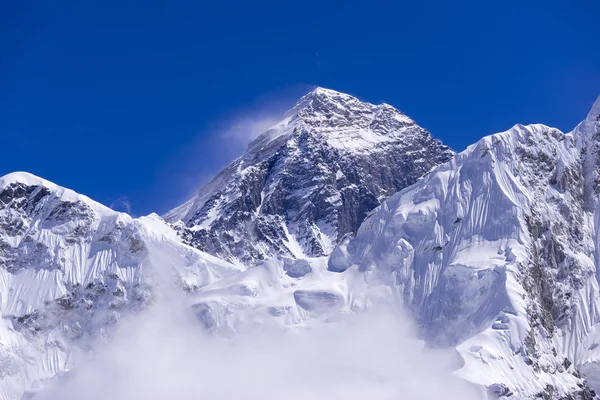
[165, 87, 453, 265]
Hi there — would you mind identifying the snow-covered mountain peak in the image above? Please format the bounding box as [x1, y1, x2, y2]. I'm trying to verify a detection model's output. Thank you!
[285, 86, 369, 118]
[274, 87, 417, 153]
[166, 88, 452, 266]
[326, 101, 600, 398]
[571, 96, 600, 141]
[0, 171, 118, 219]
[571, 95, 600, 132]
[294, 86, 355, 102]
[7, 92, 600, 399]
[1, 171, 53, 189]
[0, 171, 242, 400]
[245, 87, 418, 155]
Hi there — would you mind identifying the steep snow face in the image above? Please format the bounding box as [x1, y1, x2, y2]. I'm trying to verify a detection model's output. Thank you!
[165, 87, 453, 266]
[0, 173, 240, 400]
[327, 97, 600, 398]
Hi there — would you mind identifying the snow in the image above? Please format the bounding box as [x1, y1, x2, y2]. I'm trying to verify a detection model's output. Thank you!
[3, 91, 600, 399]
[285, 88, 419, 153]
[0, 172, 117, 218]
[281, 223, 306, 259]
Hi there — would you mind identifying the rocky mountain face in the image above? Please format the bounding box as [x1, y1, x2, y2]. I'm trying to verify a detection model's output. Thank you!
[0, 173, 239, 400]
[164, 87, 453, 266]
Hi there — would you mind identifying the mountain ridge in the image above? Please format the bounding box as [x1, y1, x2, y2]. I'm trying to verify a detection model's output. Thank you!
[1, 90, 600, 400]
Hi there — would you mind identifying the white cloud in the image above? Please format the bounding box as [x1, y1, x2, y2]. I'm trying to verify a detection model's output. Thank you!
[37, 287, 480, 400]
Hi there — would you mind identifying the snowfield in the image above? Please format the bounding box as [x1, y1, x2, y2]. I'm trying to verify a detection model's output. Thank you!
[1, 88, 600, 399]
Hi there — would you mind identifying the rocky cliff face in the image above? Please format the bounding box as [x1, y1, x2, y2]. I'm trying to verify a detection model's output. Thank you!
[165, 87, 453, 266]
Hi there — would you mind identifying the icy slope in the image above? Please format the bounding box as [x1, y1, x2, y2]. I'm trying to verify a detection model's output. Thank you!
[327, 97, 600, 398]
[0, 172, 240, 400]
[165, 87, 453, 266]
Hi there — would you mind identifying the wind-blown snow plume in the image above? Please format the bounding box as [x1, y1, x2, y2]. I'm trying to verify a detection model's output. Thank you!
[158, 87, 305, 213]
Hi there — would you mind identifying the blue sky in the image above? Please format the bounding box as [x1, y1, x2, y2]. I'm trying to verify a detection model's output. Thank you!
[1, 0, 599, 215]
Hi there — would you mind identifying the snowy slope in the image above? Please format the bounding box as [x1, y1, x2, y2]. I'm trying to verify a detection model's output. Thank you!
[326, 97, 600, 398]
[0, 172, 240, 400]
[165, 87, 453, 266]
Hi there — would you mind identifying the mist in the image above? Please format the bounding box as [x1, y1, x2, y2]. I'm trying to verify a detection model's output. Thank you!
[31, 234, 481, 400]
[35, 296, 480, 398]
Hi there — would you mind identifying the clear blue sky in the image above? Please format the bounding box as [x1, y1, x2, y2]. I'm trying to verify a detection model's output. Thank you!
[1, 0, 599, 215]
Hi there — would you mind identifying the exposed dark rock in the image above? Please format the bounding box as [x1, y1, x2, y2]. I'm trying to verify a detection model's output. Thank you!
[166, 88, 453, 265]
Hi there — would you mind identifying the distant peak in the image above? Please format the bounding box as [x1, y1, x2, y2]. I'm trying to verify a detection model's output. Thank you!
[305, 86, 355, 98]
[0, 171, 81, 202]
[571, 95, 600, 142]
